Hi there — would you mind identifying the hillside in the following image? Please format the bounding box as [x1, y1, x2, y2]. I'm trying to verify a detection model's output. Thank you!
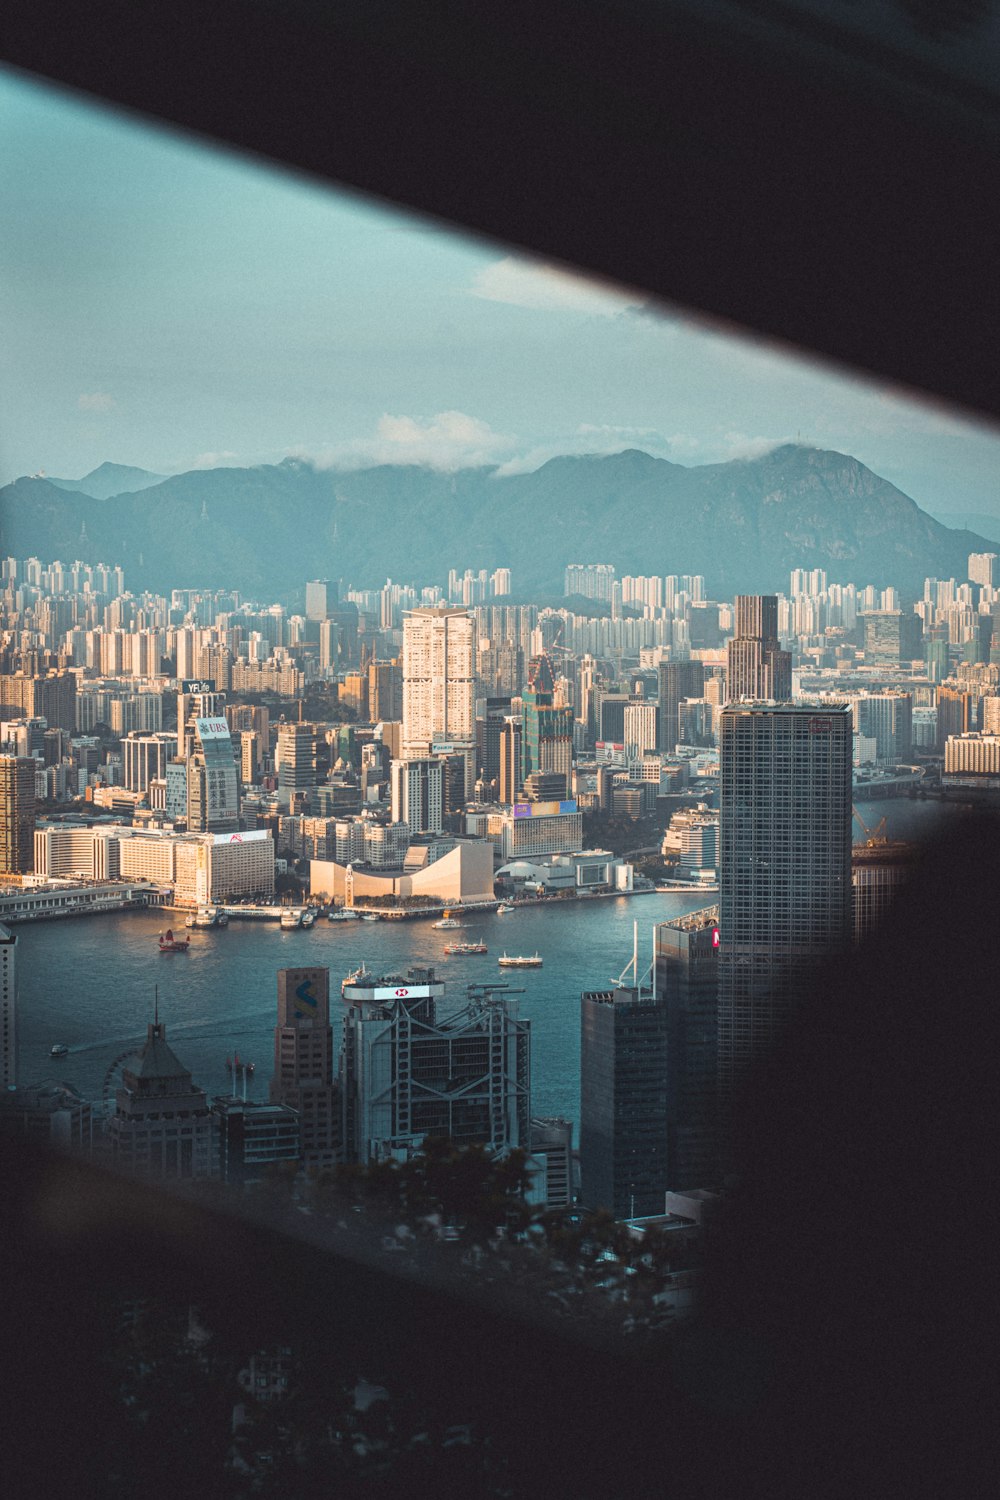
[0, 446, 989, 602]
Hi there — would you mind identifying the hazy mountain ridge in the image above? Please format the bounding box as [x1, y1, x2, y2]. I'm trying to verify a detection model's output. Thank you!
[0, 445, 991, 601]
[44, 462, 166, 499]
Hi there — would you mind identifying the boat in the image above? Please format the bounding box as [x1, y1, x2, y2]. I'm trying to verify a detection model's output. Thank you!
[280, 908, 303, 929]
[497, 952, 542, 968]
[433, 914, 462, 929]
[300, 909, 317, 928]
[360, 913, 380, 922]
[496, 903, 516, 914]
[444, 940, 488, 955]
[328, 908, 361, 921]
[50, 1043, 69, 1058]
[225, 1052, 255, 1076]
[158, 928, 191, 953]
[187, 905, 224, 929]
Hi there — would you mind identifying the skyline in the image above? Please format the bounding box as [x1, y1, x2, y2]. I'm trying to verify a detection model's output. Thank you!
[2, 64, 1000, 520]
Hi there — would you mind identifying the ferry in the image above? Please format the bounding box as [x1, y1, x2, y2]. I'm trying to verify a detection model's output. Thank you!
[280, 908, 303, 929]
[359, 912, 380, 922]
[225, 1052, 255, 1076]
[50, 1043, 69, 1058]
[158, 928, 191, 953]
[445, 940, 488, 956]
[186, 905, 228, 929]
[328, 907, 361, 921]
[432, 913, 462, 930]
[300, 909, 317, 928]
[498, 952, 542, 968]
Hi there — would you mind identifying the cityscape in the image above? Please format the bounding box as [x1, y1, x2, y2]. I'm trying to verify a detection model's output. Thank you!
[4, 47, 1000, 1498]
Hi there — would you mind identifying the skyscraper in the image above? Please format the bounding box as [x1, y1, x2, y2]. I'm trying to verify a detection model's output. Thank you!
[0, 924, 16, 1091]
[402, 606, 476, 797]
[521, 652, 573, 793]
[390, 756, 443, 833]
[0, 755, 36, 876]
[718, 702, 853, 1101]
[726, 595, 792, 701]
[658, 659, 705, 753]
[270, 967, 340, 1168]
[305, 578, 335, 621]
[655, 907, 720, 1190]
[341, 976, 530, 1163]
[579, 980, 670, 1219]
[276, 721, 317, 805]
[186, 717, 241, 833]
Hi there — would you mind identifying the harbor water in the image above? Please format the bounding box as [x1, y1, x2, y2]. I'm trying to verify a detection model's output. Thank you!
[16, 798, 961, 1129]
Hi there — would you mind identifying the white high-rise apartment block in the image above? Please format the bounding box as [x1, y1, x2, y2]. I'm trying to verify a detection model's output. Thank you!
[969, 552, 998, 588]
[402, 606, 476, 797]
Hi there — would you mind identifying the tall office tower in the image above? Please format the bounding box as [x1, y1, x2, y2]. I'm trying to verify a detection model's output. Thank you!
[368, 658, 402, 723]
[861, 609, 923, 665]
[718, 702, 853, 1105]
[498, 718, 523, 804]
[240, 729, 262, 785]
[0, 756, 36, 876]
[925, 624, 950, 684]
[107, 1019, 218, 1180]
[277, 722, 316, 804]
[341, 976, 530, 1164]
[969, 552, 998, 588]
[521, 651, 574, 791]
[186, 716, 241, 834]
[658, 660, 705, 753]
[123, 731, 176, 793]
[598, 693, 629, 744]
[936, 683, 974, 752]
[319, 617, 340, 672]
[579, 981, 670, 1219]
[270, 967, 340, 1168]
[305, 578, 335, 622]
[475, 696, 512, 787]
[623, 700, 658, 759]
[856, 691, 913, 765]
[0, 924, 16, 1090]
[726, 595, 792, 702]
[402, 606, 476, 798]
[177, 684, 226, 759]
[390, 756, 444, 833]
[655, 908, 720, 1191]
[0, 671, 76, 732]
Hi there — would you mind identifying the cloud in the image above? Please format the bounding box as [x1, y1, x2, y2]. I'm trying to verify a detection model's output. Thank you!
[77, 392, 115, 412]
[305, 411, 517, 471]
[470, 256, 644, 316]
[721, 432, 791, 460]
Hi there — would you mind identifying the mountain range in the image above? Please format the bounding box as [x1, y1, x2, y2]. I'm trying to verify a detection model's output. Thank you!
[0, 445, 993, 604]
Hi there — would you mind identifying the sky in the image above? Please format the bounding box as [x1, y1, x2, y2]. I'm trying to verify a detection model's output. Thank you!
[2, 63, 999, 518]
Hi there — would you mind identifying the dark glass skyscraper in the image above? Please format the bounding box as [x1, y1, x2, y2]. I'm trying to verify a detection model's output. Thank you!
[579, 984, 669, 1219]
[726, 594, 792, 701]
[657, 659, 705, 753]
[655, 907, 720, 1190]
[718, 702, 853, 1102]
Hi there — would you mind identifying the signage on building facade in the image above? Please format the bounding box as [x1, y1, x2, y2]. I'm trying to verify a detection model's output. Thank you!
[195, 717, 231, 740]
[182, 679, 214, 694]
[211, 829, 269, 845]
[512, 799, 578, 819]
[367, 984, 433, 1001]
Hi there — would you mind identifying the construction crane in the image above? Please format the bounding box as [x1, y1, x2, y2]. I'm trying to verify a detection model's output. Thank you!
[852, 805, 888, 846]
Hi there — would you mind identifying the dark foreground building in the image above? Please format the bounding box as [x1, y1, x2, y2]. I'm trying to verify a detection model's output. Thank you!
[579, 984, 669, 1219]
